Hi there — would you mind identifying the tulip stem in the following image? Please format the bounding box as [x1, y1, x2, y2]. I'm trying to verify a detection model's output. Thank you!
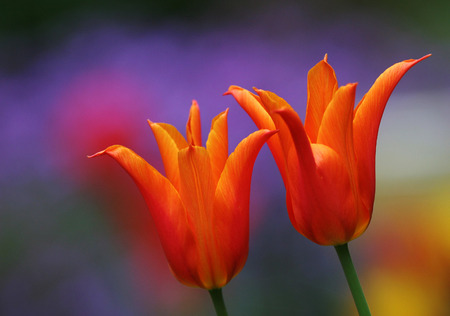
[209, 288, 229, 316]
[334, 243, 371, 316]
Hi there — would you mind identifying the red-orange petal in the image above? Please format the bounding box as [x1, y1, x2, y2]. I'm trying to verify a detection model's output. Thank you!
[206, 109, 229, 186]
[148, 121, 188, 191]
[304, 55, 338, 143]
[353, 54, 431, 207]
[177, 145, 222, 289]
[317, 83, 357, 160]
[253, 88, 294, 114]
[309, 144, 357, 245]
[225, 86, 286, 181]
[274, 108, 359, 245]
[186, 100, 202, 146]
[214, 129, 278, 284]
[254, 88, 300, 183]
[225, 86, 275, 131]
[317, 83, 359, 194]
[272, 107, 316, 179]
[88, 145, 200, 287]
[282, 142, 357, 245]
[316, 83, 368, 239]
[271, 107, 317, 237]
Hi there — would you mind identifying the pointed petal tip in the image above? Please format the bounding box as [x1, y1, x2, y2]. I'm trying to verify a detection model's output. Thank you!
[87, 150, 105, 158]
[323, 53, 328, 62]
[214, 107, 229, 116]
[418, 53, 432, 60]
[224, 85, 243, 96]
[270, 129, 280, 138]
[247, 128, 279, 141]
[263, 128, 279, 137]
[87, 145, 121, 158]
[190, 100, 200, 113]
[405, 54, 431, 64]
[147, 119, 161, 131]
[346, 82, 358, 89]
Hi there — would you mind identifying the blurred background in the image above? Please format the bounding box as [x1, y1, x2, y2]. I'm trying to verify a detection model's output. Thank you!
[0, 0, 449, 315]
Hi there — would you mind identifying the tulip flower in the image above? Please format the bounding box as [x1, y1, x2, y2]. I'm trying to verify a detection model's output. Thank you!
[226, 54, 429, 315]
[226, 54, 430, 246]
[90, 101, 276, 315]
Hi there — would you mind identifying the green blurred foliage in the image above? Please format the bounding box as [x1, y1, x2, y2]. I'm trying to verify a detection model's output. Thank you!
[1, 0, 449, 37]
[0, 0, 210, 32]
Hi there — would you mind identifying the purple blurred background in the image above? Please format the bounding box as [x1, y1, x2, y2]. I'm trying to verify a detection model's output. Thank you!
[1, 1, 449, 315]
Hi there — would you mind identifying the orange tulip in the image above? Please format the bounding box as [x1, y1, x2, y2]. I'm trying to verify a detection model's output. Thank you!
[89, 101, 276, 289]
[226, 54, 430, 246]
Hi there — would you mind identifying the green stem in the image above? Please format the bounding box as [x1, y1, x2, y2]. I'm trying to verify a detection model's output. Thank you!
[334, 243, 371, 316]
[208, 288, 229, 316]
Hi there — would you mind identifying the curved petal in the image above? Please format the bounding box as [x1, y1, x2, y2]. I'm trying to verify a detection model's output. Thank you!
[186, 100, 202, 146]
[272, 107, 321, 239]
[213, 129, 277, 283]
[225, 86, 275, 130]
[274, 108, 359, 245]
[317, 83, 357, 160]
[148, 121, 188, 191]
[309, 144, 358, 245]
[178, 145, 223, 289]
[317, 83, 368, 238]
[88, 145, 200, 287]
[206, 109, 229, 186]
[255, 88, 300, 183]
[353, 54, 431, 207]
[272, 107, 316, 178]
[225, 86, 287, 182]
[284, 142, 357, 245]
[254, 88, 295, 113]
[304, 55, 338, 143]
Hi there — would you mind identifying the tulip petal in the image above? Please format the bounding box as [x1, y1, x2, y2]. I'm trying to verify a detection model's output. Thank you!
[318, 84, 359, 194]
[309, 144, 357, 245]
[316, 83, 371, 238]
[255, 88, 301, 183]
[214, 129, 277, 283]
[353, 55, 430, 206]
[186, 100, 202, 146]
[272, 107, 316, 178]
[206, 109, 229, 186]
[225, 86, 287, 182]
[178, 145, 222, 289]
[148, 121, 188, 191]
[88, 145, 200, 287]
[274, 108, 360, 245]
[255, 89, 292, 142]
[304, 55, 338, 143]
[225, 86, 275, 130]
[317, 83, 357, 159]
[283, 142, 357, 245]
[254, 88, 295, 113]
[271, 108, 318, 236]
